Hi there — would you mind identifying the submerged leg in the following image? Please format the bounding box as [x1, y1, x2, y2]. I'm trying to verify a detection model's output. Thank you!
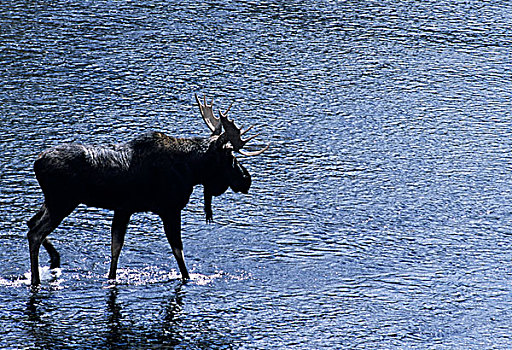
[27, 203, 75, 286]
[162, 211, 190, 280]
[108, 211, 131, 280]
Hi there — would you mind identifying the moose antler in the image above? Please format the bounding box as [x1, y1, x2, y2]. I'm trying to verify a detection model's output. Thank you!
[195, 94, 224, 135]
[196, 94, 268, 156]
[219, 109, 269, 156]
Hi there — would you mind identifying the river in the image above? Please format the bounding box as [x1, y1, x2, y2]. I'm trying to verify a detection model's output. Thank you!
[1, 0, 512, 348]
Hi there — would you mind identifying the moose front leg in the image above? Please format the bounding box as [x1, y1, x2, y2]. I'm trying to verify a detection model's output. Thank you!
[108, 211, 131, 280]
[162, 211, 190, 280]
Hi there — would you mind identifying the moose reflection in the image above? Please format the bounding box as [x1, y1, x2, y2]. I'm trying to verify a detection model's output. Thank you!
[27, 95, 268, 286]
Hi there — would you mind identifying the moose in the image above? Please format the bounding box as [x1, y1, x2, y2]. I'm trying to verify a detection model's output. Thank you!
[26, 94, 268, 286]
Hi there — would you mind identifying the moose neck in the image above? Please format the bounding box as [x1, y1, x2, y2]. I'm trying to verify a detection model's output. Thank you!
[195, 135, 227, 188]
[158, 133, 224, 188]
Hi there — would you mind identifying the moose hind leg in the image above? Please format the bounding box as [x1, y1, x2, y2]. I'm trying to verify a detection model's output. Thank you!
[42, 238, 60, 269]
[27, 203, 75, 285]
[27, 205, 54, 285]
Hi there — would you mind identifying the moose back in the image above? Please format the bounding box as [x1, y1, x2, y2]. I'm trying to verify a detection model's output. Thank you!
[26, 95, 268, 286]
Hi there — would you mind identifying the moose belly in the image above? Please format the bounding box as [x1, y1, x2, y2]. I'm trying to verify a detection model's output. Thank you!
[80, 178, 193, 214]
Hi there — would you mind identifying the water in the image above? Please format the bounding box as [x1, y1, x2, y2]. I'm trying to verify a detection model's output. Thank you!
[1, 0, 512, 348]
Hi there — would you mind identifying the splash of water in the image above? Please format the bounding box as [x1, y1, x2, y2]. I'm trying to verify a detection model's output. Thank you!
[0, 267, 62, 288]
[102, 267, 228, 287]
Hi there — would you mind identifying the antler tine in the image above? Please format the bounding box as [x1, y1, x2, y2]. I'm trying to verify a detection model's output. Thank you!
[241, 130, 269, 156]
[239, 144, 270, 157]
[242, 132, 260, 145]
[241, 125, 254, 136]
[203, 96, 214, 108]
[223, 102, 233, 116]
[195, 93, 202, 107]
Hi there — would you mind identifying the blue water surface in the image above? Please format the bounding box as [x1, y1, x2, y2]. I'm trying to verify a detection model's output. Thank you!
[1, 1, 512, 348]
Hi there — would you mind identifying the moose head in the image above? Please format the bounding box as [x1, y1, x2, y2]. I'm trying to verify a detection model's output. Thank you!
[196, 94, 268, 198]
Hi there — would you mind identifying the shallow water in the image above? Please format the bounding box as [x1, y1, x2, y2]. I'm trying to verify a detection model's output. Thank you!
[1, 0, 512, 348]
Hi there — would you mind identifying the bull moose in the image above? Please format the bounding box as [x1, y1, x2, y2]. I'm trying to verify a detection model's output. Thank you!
[26, 94, 268, 286]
